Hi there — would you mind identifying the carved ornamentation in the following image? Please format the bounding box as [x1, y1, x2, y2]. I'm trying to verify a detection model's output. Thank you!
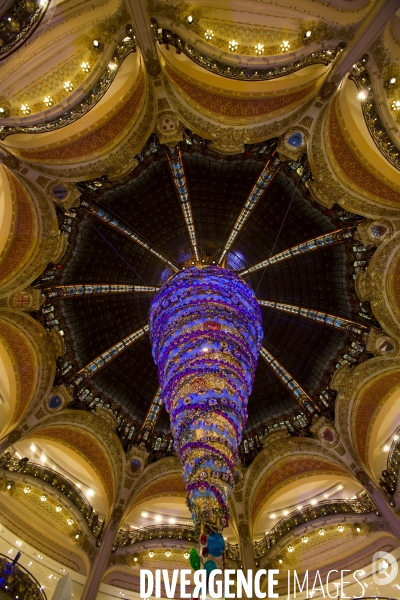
[309, 106, 400, 218]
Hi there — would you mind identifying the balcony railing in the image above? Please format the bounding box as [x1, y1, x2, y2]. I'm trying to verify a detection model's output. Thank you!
[254, 494, 375, 558]
[0, 453, 104, 539]
[0, 554, 46, 600]
[379, 429, 400, 500]
[116, 524, 196, 547]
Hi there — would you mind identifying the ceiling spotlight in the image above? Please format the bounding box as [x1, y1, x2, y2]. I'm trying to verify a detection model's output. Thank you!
[287, 545, 294, 553]
[255, 43, 264, 55]
[183, 552, 189, 559]
[43, 96, 53, 107]
[280, 40, 290, 52]
[81, 62, 90, 73]
[229, 40, 238, 52]
[389, 77, 397, 85]
[165, 550, 171, 557]
[93, 39, 101, 48]
[67, 518, 74, 525]
[21, 104, 30, 114]
[357, 90, 367, 101]
[141, 511, 148, 518]
[187, 15, 194, 24]
[383, 444, 390, 452]
[56, 505, 62, 512]
[169, 517, 176, 524]
[40, 494, 47, 501]
[318, 528, 325, 536]
[305, 30, 312, 38]
[337, 525, 344, 532]
[148, 550, 154, 558]
[154, 514, 162, 522]
[75, 533, 80, 539]
[302, 536, 308, 543]
[391, 100, 400, 111]
[64, 81, 73, 92]
[24, 486, 31, 493]
[205, 30, 214, 41]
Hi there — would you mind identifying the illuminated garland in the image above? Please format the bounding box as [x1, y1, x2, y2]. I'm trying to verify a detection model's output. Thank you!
[149, 266, 263, 532]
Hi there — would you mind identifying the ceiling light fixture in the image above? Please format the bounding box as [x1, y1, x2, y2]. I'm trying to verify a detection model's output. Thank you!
[205, 30, 214, 41]
[255, 43, 264, 55]
[21, 104, 30, 114]
[64, 81, 73, 92]
[81, 62, 90, 73]
[229, 40, 238, 52]
[43, 96, 53, 107]
[187, 15, 194, 24]
[280, 40, 290, 52]
[357, 90, 367, 101]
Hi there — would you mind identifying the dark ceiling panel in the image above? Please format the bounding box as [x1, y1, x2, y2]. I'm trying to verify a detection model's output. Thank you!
[53, 138, 362, 435]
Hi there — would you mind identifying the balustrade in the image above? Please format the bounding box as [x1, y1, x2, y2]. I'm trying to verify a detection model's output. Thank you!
[0, 453, 104, 539]
[254, 494, 375, 558]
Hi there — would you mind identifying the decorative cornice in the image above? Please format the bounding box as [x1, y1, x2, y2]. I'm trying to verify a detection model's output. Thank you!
[163, 59, 323, 124]
[349, 59, 400, 172]
[0, 35, 137, 139]
[13, 69, 146, 163]
[154, 26, 342, 82]
[326, 95, 400, 207]
[22, 81, 156, 179]
[309, 105, 400, 218]
[164, 77, 314, 153]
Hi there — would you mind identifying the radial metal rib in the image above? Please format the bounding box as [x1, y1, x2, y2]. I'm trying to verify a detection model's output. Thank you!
[81, 199, 179, 272]
[43, 284, 159, 299]
[218, 156, 281, 265]
[260, 347, 319, 416]
[259, 300, 371, 336]
[136, 387, 163, 445]
[165, 146, 199, 261]
[240, 227, 354, 276]
[70, 324, 149, 386]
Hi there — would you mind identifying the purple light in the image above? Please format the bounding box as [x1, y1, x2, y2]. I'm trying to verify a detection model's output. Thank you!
[149, 266, 263, 531]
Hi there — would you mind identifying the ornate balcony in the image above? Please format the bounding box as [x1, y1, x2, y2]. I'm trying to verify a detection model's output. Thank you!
[0, 553, 46, 600]
[254, 494, 375, 558]
[0, 453, 104, 539]
[115, 524, 196, 547]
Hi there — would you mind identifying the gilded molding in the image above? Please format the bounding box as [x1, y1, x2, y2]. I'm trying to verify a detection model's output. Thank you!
[333, 357, 400, 473]
[0, 310, 57, 432]
[365, 232, 400, 339]
[26, 409, 126, 509]
[309, 104, 400, 218]
[14, 69, 146, 164]
[0, 174, 65, 298]
[326, 95, 400, 207]
[164, 78, 314, 153]
[163, 59, 323, 124]
[23, 82, 156, 180]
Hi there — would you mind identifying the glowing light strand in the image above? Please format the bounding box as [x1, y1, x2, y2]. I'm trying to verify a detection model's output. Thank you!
[165, 147, 199, 261]
[81, 199, 178, 272]
[218, 156, 281, 264]
[150, 266, 263, 531]
[44, 284, 159, 299]
[258, 300, 371, 336]
[137, 388, 163, 444]
[240, 227, 354, 276]
[70, 325, 149, 386]
[260, 347, 319, 415]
